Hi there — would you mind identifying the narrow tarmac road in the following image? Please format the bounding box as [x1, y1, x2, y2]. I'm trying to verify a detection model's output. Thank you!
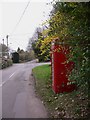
[1, 60, 50, 118]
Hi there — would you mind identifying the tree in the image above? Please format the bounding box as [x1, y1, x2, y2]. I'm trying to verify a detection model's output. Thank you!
[39, 2, 89, 89]
[29, 26, 50, 62]
[32, 31, 44, 61]
[17, 47, 20, 53]
[0, 44, 8, 57]
[48, 2, 90, 88]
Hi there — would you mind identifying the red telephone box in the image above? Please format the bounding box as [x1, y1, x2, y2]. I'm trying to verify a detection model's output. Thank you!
[51, 38, 76, 93]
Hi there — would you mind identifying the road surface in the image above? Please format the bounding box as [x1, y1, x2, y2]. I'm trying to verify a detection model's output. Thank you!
[0, 60, 50, 118]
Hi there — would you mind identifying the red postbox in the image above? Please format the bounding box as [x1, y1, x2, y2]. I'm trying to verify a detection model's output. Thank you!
[51, 38, 76, 93]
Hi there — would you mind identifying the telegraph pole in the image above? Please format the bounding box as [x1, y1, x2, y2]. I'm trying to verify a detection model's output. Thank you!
[6, 35, 8, 48]
[6, 35, 9, 58]
[2, 39, 4, 45]
[2, 39, 4, 58]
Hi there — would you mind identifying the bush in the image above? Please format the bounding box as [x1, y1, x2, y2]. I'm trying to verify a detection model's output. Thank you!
[1, 58, 13, 69]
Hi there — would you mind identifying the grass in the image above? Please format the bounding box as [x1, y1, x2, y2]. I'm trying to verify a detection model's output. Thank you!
[32, 64, 53, 100]
[32, 64, 89, 118]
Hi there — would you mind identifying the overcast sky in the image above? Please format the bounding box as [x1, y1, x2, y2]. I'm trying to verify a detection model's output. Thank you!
[0, 0, 53, 51]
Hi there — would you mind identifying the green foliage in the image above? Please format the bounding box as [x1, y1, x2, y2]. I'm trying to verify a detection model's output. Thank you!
[32, 40, 43, 62]
[24, 50, 35, 61]
[17, 48, 35, 62]
[1, 59, 13, 69]
[0, 44, 8, 57]
[48, 2, 90, 87]
[33, 2, 89, 88]
[32, 32, 50, 62]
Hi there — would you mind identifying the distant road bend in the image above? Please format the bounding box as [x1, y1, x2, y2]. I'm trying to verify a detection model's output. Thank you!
[1, 60, 50, 118]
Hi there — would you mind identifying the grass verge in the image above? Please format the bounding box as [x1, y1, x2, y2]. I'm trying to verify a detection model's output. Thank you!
[32, 64, 89, 119]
